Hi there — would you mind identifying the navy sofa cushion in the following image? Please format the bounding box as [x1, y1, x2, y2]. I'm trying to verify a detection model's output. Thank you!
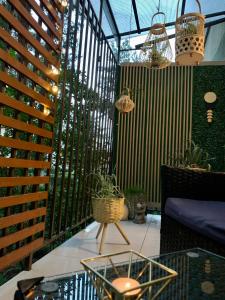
[165, 197, 225, 245]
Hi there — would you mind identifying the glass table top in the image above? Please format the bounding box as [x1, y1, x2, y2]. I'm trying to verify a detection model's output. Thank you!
[33, 248, 225, 299]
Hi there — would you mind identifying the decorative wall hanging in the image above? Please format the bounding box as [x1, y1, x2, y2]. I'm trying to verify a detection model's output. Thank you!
[141, 12, 172, 69]
[115, 87, 135, 113]
[175, 0, 205, 65]
[204, 92, 217, 123]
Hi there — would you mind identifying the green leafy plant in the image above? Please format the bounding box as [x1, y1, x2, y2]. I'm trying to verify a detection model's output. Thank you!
[174, 141, 215, 171]
[90, 172, 124, 199]
[185, 23, 197, 35]
[181, 22, 197, 36]
[150, 46, 169, 68]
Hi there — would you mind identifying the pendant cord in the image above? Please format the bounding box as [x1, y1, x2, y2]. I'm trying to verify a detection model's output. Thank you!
[128, 1, 133, 49]
[157, 0, 161, 12]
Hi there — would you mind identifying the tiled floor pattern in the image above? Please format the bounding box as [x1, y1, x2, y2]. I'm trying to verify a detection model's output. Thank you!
[0, 214, 160, 300]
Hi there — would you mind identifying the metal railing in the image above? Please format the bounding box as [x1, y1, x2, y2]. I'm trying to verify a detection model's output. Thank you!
[47, 0, 118, 239]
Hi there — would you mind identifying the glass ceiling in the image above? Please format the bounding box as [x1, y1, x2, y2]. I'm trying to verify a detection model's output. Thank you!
[185, 0, 225, 15]
[90, 0, 225, 39]
[135, 0, 178, 30]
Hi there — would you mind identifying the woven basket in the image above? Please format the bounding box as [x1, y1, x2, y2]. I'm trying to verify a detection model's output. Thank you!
[141, 12, 172, 69]
[115, 88, 135, 113]
[175, 0, 205, 65]
[92, 197, 124, 223]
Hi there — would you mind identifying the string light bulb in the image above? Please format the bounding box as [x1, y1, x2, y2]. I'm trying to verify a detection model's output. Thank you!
[52, 85, 58, 95]
[60, 0, 67, 7]
[43, 106, 51, 116]
[52, 65, 60, 76]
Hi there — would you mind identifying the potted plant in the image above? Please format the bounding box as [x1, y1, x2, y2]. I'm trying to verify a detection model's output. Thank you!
[182, 22, 197, 35]
[151, 46, 170, 68]
[124, 187, 146, 220]
[90, 172, 125, 224]
[173, 141, 214, 171]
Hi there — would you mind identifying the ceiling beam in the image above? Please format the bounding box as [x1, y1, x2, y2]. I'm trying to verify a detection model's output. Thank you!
[102, 0, 120, 43]
[106, 10, 225, 39]
[132, 0, 141, 33]
[205, 16, 225, 27]
[133, 17, 225, 49]
[181, 0, 186, 15]
[134, 34, 175, 50]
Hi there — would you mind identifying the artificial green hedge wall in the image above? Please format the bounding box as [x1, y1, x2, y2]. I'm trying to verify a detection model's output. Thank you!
[192, 65, 225, 171]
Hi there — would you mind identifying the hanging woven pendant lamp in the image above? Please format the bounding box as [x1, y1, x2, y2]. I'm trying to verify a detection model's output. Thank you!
[115, 88, 135, 114]
[141, 12, 172, 69]
[175, 0, 205, 65]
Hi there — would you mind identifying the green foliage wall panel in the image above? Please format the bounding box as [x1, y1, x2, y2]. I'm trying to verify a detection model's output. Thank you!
[192, 65, 225, 171]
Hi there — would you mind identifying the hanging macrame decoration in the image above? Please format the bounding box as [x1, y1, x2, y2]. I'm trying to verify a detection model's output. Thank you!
[175, 0, 205, 65]
[115, 88, 135, 113]
[141, 12, 172, 69]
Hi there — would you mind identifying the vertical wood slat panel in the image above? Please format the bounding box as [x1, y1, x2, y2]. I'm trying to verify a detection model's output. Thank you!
[140, 67, 146, 188]
[0, 4, 58, 67]
[122, 65, 128, 189]
[125, 67, 129, 187]
[27, 0, 62, 39]
[0, 0, 64, 271]
[0, 27, 57, 82]
[117, 64, 193, 209]
[129, 65, 135, 187]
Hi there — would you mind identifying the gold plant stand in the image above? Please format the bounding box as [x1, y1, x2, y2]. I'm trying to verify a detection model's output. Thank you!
[96, 222, 130, 254]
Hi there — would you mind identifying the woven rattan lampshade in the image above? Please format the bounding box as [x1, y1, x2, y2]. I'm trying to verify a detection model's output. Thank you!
[175, 0, 205, 65]
[141, 12, 172, 69]
[115, 88, 135, 113]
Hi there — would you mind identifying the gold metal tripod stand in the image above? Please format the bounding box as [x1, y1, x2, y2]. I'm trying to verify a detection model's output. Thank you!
[96, 222, 130, 254]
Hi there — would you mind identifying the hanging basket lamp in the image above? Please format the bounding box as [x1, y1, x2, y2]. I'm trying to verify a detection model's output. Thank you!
[115, 87, 135, 113]
[141, 12, 172, 69]
[175, 0, 205, 65]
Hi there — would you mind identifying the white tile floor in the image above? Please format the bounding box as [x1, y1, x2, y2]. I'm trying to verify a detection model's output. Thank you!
[0, 214, 160, 300]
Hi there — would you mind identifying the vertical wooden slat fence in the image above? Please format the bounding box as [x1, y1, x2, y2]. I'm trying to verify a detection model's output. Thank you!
[117, 64, 193, 209]
[0, 0, 64, 270]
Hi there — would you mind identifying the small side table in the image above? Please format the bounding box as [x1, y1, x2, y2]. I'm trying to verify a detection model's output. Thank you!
[96, 222, 130, 254]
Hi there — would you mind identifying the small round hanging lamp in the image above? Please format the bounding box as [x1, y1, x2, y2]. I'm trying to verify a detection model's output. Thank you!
[141, 12, 172, 69]
[115, 88, 135, 114]
[175, 0, 205, 65]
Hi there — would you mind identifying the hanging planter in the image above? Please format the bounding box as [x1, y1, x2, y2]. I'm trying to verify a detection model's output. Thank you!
[115, 87, 135, 113]
[141, 12, 172, 69]
[175, 0, 205, 65]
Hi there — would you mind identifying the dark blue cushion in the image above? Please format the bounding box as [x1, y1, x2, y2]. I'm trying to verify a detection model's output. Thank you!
[165, 197, 225, 245]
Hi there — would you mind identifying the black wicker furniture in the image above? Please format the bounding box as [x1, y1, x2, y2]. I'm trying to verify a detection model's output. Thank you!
[160, 165, 225, 257]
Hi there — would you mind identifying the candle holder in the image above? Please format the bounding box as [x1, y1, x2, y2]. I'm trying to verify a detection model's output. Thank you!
[81, 250, 177, 299]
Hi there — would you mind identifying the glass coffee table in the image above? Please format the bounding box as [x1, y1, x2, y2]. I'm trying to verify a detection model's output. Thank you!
[32, 248, 225, 299]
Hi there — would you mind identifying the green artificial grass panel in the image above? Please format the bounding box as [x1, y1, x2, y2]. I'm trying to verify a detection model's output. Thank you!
[192, 65, 225, 171]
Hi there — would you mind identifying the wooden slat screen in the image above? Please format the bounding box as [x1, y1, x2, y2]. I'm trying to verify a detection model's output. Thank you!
[117, 64, 193, 209]
[0, 0, 64, 271]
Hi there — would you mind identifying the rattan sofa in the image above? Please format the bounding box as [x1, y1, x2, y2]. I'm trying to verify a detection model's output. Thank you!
[160, 165, 225, 257]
